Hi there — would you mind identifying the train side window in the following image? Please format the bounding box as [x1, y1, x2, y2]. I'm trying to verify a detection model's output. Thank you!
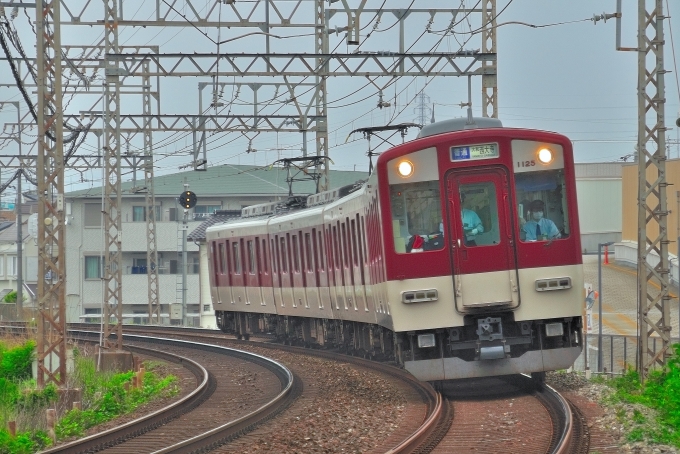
[232, 241, 241, 274]
[351, 219, 359, 267]
[292, 234, 300, 273]
[389, 180, 444, 254]
[458, 182, 501, 247]
[280, 236, 288, 273]
[248, 240, 255, 274]
[515, 169, 570, 242]
[360, 215, 368, 265]
[341, 222, 349, 268]
[316, 230, 324, 272]
[261, 239, 268, 274]
[305, 232, 314, 272]
[270, 238, 277, 273]
[333, 225, 341, 271]
[218, 242, 226, 274]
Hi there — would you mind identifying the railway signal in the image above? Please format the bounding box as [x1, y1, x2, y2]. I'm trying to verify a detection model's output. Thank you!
[179, 191, 197, 209]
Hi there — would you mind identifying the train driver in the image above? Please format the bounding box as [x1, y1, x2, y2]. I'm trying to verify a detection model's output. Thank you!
[523, 199, 561, 241]
[461, 192, 484, 246]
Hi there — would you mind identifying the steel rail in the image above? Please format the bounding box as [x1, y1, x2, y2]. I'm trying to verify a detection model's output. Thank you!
[4, 328, 295, 454]
[41, 331, 211, 454]
[515, 375, 575, 454]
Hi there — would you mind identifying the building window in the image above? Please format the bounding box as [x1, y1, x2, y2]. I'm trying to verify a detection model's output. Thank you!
[84, 256, 102, 279]
[194, 205, 221, 214]
[132, 206, 161, 222]
[84, 203, 101, 227]
[203, 304, 211, 312]
[7, 256, 16, 276]
[132, 206, 145, 222]
[0, 256, 4, 276]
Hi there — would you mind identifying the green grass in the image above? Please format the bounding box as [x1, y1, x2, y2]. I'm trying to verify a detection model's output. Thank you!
[598, 343, 680, 448]
[0, 341, 178, 453]
[55, 358, 179, 439]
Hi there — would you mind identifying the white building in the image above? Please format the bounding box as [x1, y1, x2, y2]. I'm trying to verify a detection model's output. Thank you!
[65, 164, 367, 326]
[574, 162, 622, 253]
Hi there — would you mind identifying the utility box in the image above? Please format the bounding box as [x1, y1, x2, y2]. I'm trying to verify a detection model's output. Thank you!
[170, 304, 182, 320]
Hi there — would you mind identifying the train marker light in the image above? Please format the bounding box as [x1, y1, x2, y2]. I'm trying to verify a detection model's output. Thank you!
[417, 333, 436, 348]
[537, 147, 553, 164]
[545, 322, 564, 337]
[397, 160, 414, 177]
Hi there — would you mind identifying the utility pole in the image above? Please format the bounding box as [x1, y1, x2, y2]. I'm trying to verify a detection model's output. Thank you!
[482, 0, 498, 118]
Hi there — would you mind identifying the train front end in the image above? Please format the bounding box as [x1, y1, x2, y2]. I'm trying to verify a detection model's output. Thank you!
[376, 118, 584, 381]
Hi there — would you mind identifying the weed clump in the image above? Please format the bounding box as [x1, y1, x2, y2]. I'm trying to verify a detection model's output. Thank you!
[600, 343, 680, 448]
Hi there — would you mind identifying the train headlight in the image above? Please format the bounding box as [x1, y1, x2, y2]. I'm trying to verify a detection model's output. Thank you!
[537, 147, 554, 164]
[397, 160, 414, 177]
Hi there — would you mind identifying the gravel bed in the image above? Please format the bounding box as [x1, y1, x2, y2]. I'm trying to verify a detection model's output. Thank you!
[212, 344, 411, 454]
[546, 371, 679, 454]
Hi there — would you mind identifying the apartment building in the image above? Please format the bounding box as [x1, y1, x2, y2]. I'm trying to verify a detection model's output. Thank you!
[65, 164, 367, 326]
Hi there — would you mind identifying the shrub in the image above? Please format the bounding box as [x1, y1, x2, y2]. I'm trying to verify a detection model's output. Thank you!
[0, 340, 35, 381]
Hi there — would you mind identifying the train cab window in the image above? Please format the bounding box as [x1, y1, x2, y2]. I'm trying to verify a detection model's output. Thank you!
[515, 169, 570, 242]
[390, 180, 444, 253]
[458, 182, 501, 247]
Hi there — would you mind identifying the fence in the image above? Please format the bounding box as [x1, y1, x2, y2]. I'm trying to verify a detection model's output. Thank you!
[574, 333, 680, 376]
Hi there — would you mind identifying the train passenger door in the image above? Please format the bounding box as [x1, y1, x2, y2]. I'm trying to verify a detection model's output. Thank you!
[445, 167, 520, 311]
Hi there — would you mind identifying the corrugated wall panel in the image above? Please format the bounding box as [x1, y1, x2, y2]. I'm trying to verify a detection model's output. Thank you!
[576, 180, 622, 234]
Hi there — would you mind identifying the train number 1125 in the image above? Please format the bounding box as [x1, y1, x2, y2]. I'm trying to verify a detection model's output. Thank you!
[517, 160, 535, 168]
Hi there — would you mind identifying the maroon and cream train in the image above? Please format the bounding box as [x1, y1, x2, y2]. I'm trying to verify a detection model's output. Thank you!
[206, 117, 584, 382]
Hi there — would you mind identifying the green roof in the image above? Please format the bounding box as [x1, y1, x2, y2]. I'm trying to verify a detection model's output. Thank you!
[67, 164, 368, 198]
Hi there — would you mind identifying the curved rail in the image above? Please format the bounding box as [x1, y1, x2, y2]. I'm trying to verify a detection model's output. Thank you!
[65, 323, 448, 453]
[121, 334, 296, 454]
[539, 383, 574, 454]
[515, 375, 574, 454]
[41, 333, 211, 454]
[39, 331, 294, 453]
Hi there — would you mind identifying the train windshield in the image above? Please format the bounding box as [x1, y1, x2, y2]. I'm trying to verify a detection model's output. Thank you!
[515, 169, 570, 242]
[389, 181, 445, 253]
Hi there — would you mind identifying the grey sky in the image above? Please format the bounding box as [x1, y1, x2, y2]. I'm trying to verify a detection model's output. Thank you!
[0, 0, 678, 196]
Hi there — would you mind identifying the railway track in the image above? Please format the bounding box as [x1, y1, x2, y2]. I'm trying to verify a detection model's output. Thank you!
[38, 331, 296, 454]
[436, 374, 586, 454]
[68, 324, 447, 453]
[4, 323, 589, 452]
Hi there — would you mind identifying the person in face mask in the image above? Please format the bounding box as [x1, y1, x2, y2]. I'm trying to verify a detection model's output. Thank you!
[523, 199, 561, 241]
[460, 192, 484, 246]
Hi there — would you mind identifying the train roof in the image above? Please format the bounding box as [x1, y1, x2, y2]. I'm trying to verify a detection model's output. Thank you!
[202, 179, 367, 240]
[416, 117, 503, 138]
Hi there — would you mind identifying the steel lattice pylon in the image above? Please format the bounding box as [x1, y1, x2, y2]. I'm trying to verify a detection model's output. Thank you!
[103, 0, 123, 350]
[636, 0, 672, 381]
[316, 0, 329, 192]
[142, 62, 160, 323]
[36, 0, 66, 387]
[482, 0, 498, 118]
